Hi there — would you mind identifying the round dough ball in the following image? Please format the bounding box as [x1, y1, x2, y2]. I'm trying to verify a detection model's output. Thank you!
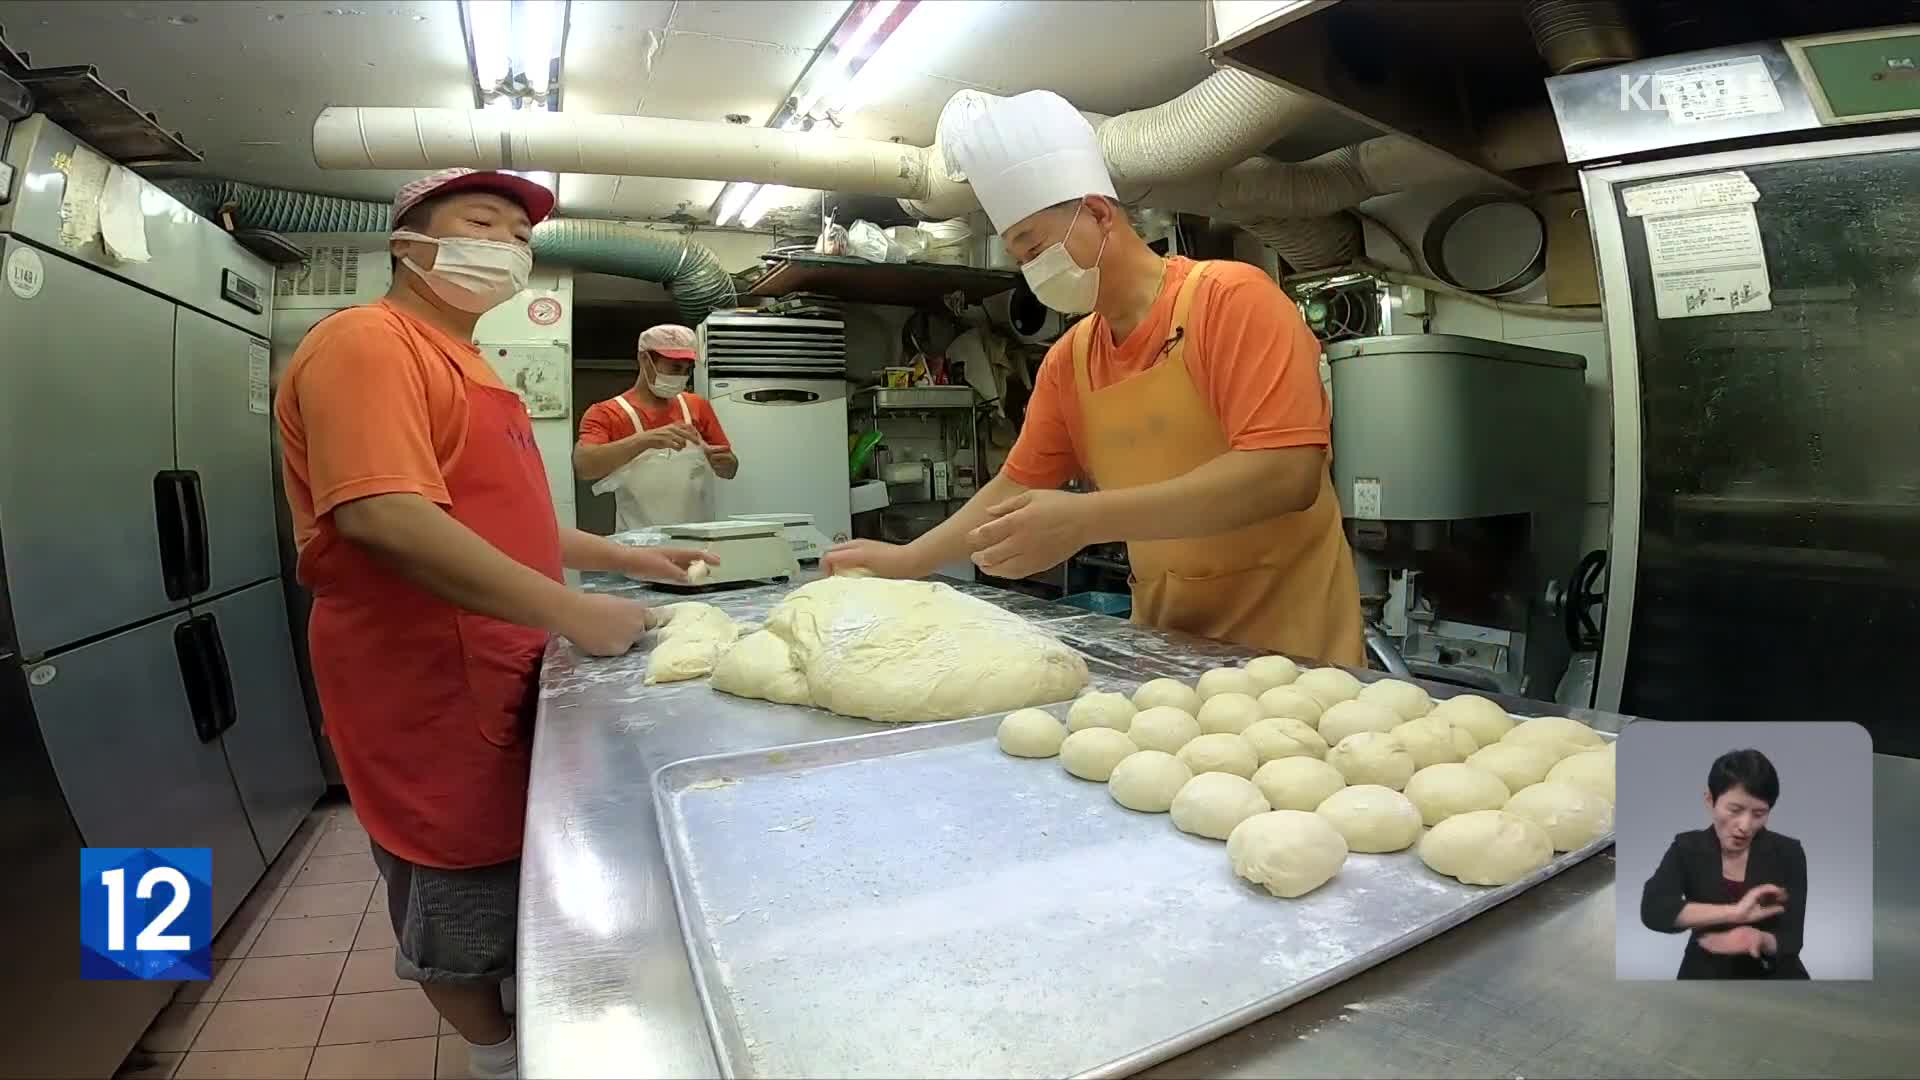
[1107, 750, 1193, 813]
[1132, 677, 1201, 714]
[1318, 700, 1403, 746]
[1170, 772, 1272, 840]
[997, 708, 1066, 758]
[1325, 731, 1416, 790]
[1419, 809, 1553, 886]
[1196, 692, 1264, 735]
[1252, 756, 1348, 811]
[1059, 727, 1138, 781]
[1464, 742, 1557, 795]
[1227, 810, 1348, 898]
[1504, 780, 1614, 852]
[1314, 784, 1423, 853]
[1127, 706, 1201, 754]
[1244, 655, 1300, 692]
[1403, 762, 1511, 826]
[1502, 716, 1604, 760]
[1294, 666, 1364, 708]
[1257, 686, 1325, 726]
[1390, 715, 1479, 770]
[1358, 678, 1433, 721]
[1196, 666, 1261, 701]
[1176, 733, 1259, 779]
[1545, 746, 1615, 801]
[1067, 691, 1137, 733]
[1242, 716, 1329, 763]
[1429, 694, 1514, 746]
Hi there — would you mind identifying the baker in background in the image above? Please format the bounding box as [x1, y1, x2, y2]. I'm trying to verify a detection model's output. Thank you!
[573, 324, 739, 530]
[276, 168, 711, 1080]
[826, 90, 1363, 666]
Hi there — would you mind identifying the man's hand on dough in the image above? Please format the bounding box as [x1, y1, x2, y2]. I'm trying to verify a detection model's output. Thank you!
[966, 489, 1092, 579]
[621, 545, 720, 583]
[823, 539, 919, 579]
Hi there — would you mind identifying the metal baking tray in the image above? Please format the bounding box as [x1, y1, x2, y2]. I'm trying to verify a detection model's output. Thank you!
[655, 711, 1613, 1079]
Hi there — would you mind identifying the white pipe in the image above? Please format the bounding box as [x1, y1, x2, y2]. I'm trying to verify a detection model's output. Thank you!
[312, 106, 969, 205]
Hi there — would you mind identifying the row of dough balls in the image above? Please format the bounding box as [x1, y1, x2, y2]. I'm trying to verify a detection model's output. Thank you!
[995, 661, 1617, 896]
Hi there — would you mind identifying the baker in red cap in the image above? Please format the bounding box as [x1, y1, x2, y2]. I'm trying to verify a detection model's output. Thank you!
[574, 323, 740, 530]
[274, 168, 713, 1079]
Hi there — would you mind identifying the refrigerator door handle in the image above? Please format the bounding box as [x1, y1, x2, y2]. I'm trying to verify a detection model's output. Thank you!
[154, 470, 197, 600]
[174, 614, 237, 742]
[183, 468, 212, 596]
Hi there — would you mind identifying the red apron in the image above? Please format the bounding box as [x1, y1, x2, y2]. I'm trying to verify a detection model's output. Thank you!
[300, 368, 562, 870]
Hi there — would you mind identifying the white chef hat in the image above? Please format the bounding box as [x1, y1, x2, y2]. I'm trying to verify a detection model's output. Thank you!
[940, 89, 1116, 236]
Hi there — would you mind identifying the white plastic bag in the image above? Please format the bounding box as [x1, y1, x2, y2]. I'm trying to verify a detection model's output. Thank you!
[847, 220, 891, 263]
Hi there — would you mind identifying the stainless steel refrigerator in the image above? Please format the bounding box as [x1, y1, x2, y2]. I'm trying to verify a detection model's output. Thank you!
[1551, 33, 1920, 756]
[1, 115, 324, 1078]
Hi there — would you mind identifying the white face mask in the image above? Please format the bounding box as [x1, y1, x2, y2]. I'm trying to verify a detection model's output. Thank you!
[643, 354, 690, 397]
[1019, 202, 1106, 314]
[393, 229, 532, 313]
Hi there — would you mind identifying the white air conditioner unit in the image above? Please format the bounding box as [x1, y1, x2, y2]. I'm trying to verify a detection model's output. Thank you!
[274, 233, 392, 309]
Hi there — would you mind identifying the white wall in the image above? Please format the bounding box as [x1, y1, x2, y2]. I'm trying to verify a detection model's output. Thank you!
[476, 267, 578, 532]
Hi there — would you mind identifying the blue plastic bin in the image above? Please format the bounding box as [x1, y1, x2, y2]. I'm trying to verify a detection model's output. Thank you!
[1060, 591, 1131, 617]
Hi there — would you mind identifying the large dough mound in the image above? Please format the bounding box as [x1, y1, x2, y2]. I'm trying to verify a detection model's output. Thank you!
[1227, 810, 1348, 898]
[714, 576, 1090, 722]
[646, 603, 741, 684]
[710, 629, 809, 704]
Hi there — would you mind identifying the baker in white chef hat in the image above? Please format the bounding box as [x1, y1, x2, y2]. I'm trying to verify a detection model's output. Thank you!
[826, 89, 1365, 667]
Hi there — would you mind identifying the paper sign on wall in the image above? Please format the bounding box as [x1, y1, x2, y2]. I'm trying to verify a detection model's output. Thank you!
[1643, 205, 1772, 319]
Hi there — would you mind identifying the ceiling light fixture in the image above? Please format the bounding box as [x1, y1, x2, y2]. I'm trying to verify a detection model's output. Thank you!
[460, 0, 570, 112]
[713, 181, 762, 228]
[737, 185, 792, 230]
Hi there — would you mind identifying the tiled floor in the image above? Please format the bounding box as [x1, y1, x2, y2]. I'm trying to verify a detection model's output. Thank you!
[115, 798, 471, 1080]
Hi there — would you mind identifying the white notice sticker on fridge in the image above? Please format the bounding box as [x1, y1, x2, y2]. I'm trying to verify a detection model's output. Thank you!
[1652, 56, 1783, 125]
[248, 342, 271, 414]
[1352, 478, 1382, 519]
[1622, 171, 1760, 217]
[1643, 206, 1773, 319]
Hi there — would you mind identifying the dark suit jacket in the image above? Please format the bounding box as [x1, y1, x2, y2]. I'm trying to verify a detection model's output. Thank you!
[1640, 826, 1809, 979]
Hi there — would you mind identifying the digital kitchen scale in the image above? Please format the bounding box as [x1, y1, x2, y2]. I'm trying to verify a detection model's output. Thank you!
[661, 519, 801, 588]
[730, 512, 832, 563]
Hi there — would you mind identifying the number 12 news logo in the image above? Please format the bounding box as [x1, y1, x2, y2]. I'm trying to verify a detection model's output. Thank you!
[81, 848, 213, 981]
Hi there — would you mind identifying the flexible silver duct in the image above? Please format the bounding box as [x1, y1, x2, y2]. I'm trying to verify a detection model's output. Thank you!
[1091, 67, 1313, 186]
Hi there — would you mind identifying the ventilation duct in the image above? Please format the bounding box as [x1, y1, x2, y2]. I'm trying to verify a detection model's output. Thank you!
[158, 179, 736, 325]
[311, 70, 1562, 275]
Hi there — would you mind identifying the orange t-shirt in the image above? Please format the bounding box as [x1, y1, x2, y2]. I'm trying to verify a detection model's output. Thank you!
[277, 299, 513, 550]
[577, 390, 730, 449]
[1000, 257, 1328, 490]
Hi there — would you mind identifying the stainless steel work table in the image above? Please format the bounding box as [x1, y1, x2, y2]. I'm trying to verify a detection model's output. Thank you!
[519, 575, 1919, 1078]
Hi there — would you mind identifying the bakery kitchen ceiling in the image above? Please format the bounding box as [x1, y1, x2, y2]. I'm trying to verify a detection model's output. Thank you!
[316, 0, 1566, 269]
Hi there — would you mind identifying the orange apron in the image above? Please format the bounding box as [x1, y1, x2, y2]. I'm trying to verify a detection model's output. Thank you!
[1071, 260, 1364, 665]
[301, 349, 562, 870]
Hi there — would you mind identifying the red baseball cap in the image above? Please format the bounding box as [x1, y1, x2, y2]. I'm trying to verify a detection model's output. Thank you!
[392, 167, 556, 227]
[639, 325, 698, 361]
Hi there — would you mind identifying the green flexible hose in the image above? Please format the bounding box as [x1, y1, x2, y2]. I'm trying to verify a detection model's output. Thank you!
[158, 179, 737, 325]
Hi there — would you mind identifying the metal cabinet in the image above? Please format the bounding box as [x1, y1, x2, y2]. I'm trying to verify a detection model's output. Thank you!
[175, 307, 280, 597]
[203, 584, 324, 863]
[0, 238, 179, 656]
[26, 613, 266, 928]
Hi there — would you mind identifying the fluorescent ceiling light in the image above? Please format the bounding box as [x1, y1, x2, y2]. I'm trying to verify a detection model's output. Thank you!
[713, 181, 761, 227]
[737, 185, 792, 230]
[794, 0, 899, 119]
[831, 0, 983, 118]
[462, 0, 569, 110]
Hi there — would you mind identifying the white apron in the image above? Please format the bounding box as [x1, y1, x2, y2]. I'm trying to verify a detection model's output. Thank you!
[591, 393, 715, 530]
